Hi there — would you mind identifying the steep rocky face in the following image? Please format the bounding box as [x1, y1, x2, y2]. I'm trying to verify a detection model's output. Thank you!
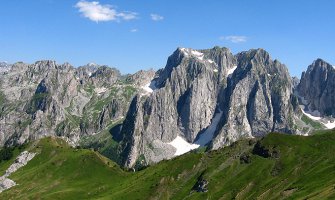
[119, 47, 300, 168]
[291, 76, 300, 90]
[119, 47, 237, 167]
[297, 59, 335, 116]
[0, 60, 150, 148]
[211, 49, 296, 149]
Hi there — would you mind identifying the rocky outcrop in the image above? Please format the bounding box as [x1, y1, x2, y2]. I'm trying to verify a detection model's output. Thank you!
[297, 59, 335, 116]
[192, 175, 209, 193]
[0, 151, 36, 193]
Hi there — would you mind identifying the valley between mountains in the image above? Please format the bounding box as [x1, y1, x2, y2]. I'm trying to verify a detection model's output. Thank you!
[0, 46, 335, 199]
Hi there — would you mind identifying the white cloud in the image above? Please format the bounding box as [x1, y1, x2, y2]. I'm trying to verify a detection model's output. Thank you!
[220, 35, 247, 43]
[150, 14, 164, 21]
[117, 12, 138, 21]
[75, 1, 137, 22]
[130, 28, 138, 32]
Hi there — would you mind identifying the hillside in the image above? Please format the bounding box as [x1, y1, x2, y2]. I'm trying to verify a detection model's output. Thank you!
[0, 131, 334, 199]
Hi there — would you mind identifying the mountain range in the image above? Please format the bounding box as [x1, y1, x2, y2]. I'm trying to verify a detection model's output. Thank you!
[0, 46, 334, 170]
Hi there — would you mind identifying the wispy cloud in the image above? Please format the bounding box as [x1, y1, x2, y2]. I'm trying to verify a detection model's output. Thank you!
[220, 35, 247, 43]
[130, 28, 138, 32]
[75, 1, 137, 22]
[150, 14, 164, 21]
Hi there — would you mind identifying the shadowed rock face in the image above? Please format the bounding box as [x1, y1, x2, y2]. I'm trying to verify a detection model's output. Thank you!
[297, 59, 335, 116]
[119, 47, 297, 167]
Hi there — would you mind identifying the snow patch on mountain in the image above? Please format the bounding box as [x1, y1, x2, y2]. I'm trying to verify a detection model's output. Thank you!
[190, 50, 203, 57]
[208, 59, 214, 64]
[168, 136, 199, 156]
[180, 48, 204, 61]
[297, 93, 335, 130]
[141, 80, 157, 96]
[300, 105, 335, 129]
[227, 65, 237, 76]
[142, 83, 153, 94]
[195, 110, 223, 146]
[300, 105, 321, 121]
[323, 121, 335, 129]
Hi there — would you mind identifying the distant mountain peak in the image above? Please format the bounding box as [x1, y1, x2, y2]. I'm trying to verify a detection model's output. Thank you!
[0, 61, 11, 73]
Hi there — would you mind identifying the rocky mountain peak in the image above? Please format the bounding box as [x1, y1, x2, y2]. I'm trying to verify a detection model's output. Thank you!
[0, 62, 11, 73]
[297, 59, 335, 116]
[34, 60, 57, 70]
[306, 58, 335, 75]
[232, 49, 288, 85]
[236, 49, 270, 68]
[125, 69, 156, 86]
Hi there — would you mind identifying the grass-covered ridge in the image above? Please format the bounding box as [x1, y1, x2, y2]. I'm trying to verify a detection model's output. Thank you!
[1, 131, 335, 199]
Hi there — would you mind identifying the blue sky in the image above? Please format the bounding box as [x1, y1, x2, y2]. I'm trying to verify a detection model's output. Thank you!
[0, 0, 334, 77]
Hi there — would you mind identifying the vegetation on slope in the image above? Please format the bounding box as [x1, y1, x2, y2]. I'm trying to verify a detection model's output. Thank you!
[1, 131, 335, 199]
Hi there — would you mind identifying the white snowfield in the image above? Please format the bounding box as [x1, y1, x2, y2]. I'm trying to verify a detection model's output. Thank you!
[142, 83, 153, 94]
[294, 92, 335, 130]
[227, 65, 237, 76]
[0, 151, 36, 193]
[323, 121, 335, 129]
[168, 136, 200, 156]
[141, 80, 157, 96]
[180, 48, 204, 61]
[299, 103, 335, 129]
[300, 105, 321, 121]
[195, 110, 223, 146]
[208, 59, 214, 64]
[180, 48, 220, 72]
[169, 110, 224, 156]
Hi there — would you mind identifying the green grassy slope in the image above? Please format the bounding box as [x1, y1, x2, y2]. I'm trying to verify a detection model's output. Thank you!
[1, 131, 335, 200]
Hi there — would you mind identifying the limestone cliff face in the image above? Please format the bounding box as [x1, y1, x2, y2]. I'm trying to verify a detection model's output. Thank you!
[211, 49, 295, 149]
[0, 61, 149, 147]
[119, 47, 298, 167]
[119, 47, 236, 167]
[297, 59, 335, 116]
